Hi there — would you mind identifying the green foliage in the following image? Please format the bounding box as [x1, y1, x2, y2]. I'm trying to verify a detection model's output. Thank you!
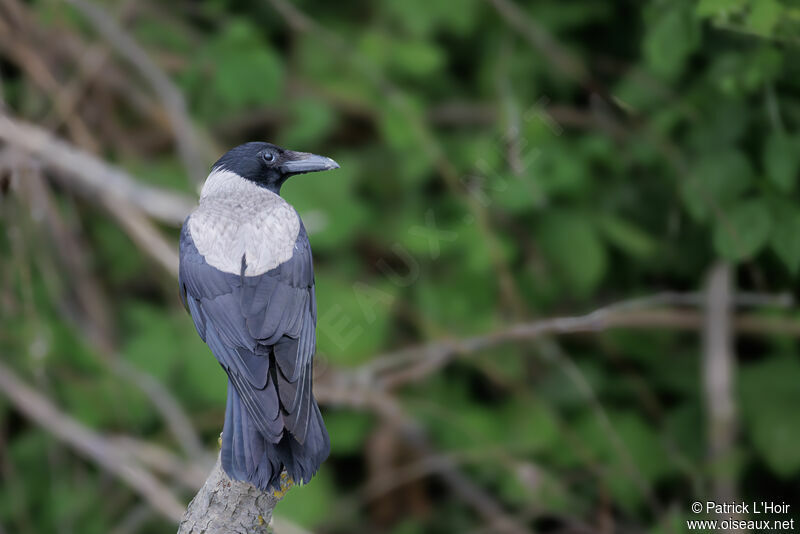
[276, 468, 334, 527]
[315, 276, 396, 365]
[740, 356, 800, 477]
[598, 215, 658, 260]
[764, 133, 800, 192]
[280, 98, 337, 148]
[4, 0, 800, 532]
[681, 149, 752, 223]
[324, 410, 374, 455]
[183, 19, 284, 120]
[644, 0, 699, 79]
[122, 301, 227, 405]
[712, 199, 771, 261]
[770, 205, 800, 273]
[536, 210, 607, 296]
[282, 154, 370, 251]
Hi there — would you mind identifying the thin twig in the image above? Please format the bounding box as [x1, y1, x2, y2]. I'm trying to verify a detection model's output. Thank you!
[12, 156, 114, 346]
[0, 114, 194, 224]
[316, 376, 532, 534]
[110, 436, 209, 490]
[6, 152, 204, 460]
[94, 187, 180, 276]
[0, 15, 100, 152]
[537, 339, 661, 515]
[111, 359, 209, 463]
[0, 361, 185, 522]
[363, 291, 797, 389]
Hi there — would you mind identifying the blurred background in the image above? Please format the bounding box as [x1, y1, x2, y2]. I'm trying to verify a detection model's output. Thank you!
[1, 0, 800, 532]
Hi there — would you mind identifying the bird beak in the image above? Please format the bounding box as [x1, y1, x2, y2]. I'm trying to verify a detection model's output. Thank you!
[280, 151, 340, 175]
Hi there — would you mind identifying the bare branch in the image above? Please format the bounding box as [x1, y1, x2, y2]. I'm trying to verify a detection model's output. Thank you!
[13, 158, 114, 345]
[0, 362, 308, 533]
[111, 436, 209, 490]
[316, 376, 533, 534]
[0, 14, 100, 152]
[0, 361, 186, 522]
[702, 264, 740, 512]
[7, 155, 204, 460]
[95, 191, 180, 276]
[0, 114, 194, 225]
[177, 455, 285, 534]
[363, 291, 798, 389]
[111, 358, 210, 463]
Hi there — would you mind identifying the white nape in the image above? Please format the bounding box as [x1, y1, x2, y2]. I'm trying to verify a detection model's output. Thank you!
[189, 169, 300, 276]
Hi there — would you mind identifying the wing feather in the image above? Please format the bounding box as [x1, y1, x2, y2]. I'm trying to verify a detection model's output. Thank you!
[179, 221, 317, 446]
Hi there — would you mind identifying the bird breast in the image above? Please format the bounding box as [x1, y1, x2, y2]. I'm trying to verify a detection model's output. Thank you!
[187, 169, 300, 276]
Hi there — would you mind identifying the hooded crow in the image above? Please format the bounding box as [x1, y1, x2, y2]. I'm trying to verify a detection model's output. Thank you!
[179, 142, 338, 490]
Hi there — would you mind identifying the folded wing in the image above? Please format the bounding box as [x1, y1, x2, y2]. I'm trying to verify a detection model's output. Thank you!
[179, 222, 318, 447]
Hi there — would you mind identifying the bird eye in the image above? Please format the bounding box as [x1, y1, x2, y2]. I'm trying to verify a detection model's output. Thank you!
[261, 151, 275, 163]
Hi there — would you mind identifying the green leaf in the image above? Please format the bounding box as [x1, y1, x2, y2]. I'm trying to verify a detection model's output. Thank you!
[396, 41, 445, 77]
[414, 268, 497, 333]
[644, 2, 699, 78]
[764, 134, 800, 192]
[315, 276, 395, 365]
[281, 98, 336, 148]
[277, 468, 334, 527]
[122, 301, 225, 405]
[485, 171, 545, 213]
[770, 206, 800, 273]
[681, 149, 752, 221]
[526, 141, 590, 199]
[282, 153, 369, 250]
[572, 412, 669, 513]
[185, 19, 283, 118]
[88, 219, 146, 285]
[696, 0, 748, 18]
[324, 411, 373, 455]
[122, 302, 182, 380]
[378, 98, 422, 152]
[747, 0, 782, 35]
[359, 32, 444, 78]
[384, 0, 479, 36]
[212, 22, 283, 107]
[597, 215, 657, 259]
[706, 49, 783, 98]
[390, 520, 426, 534]
[740, 356, 800, 477]
[712, 199, 772, 261]
[537, 211, 607, 296]
[60, 376, 151, 430]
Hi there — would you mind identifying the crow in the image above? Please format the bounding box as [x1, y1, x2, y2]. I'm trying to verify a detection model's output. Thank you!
[179, 142, 338, 490]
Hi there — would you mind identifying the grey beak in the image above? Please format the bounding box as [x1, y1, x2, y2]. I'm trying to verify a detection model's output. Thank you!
[280, 151, 340, 175]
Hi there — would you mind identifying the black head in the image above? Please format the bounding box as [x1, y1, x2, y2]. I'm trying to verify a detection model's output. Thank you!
[212, 142, 339, 194]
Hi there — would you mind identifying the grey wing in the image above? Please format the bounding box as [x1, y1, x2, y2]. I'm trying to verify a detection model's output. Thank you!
[179, 221, 317, 444]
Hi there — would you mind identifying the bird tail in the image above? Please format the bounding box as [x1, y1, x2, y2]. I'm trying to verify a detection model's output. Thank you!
[221, 378, 330, 491]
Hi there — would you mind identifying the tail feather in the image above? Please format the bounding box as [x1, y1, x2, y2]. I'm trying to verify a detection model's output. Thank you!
[221, 378, 330, 491]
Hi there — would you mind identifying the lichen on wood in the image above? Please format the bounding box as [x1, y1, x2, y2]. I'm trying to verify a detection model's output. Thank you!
[177, 454, 292, 534]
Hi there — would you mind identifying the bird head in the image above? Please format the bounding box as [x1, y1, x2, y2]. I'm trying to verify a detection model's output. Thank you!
[211, 142, 339, 194]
